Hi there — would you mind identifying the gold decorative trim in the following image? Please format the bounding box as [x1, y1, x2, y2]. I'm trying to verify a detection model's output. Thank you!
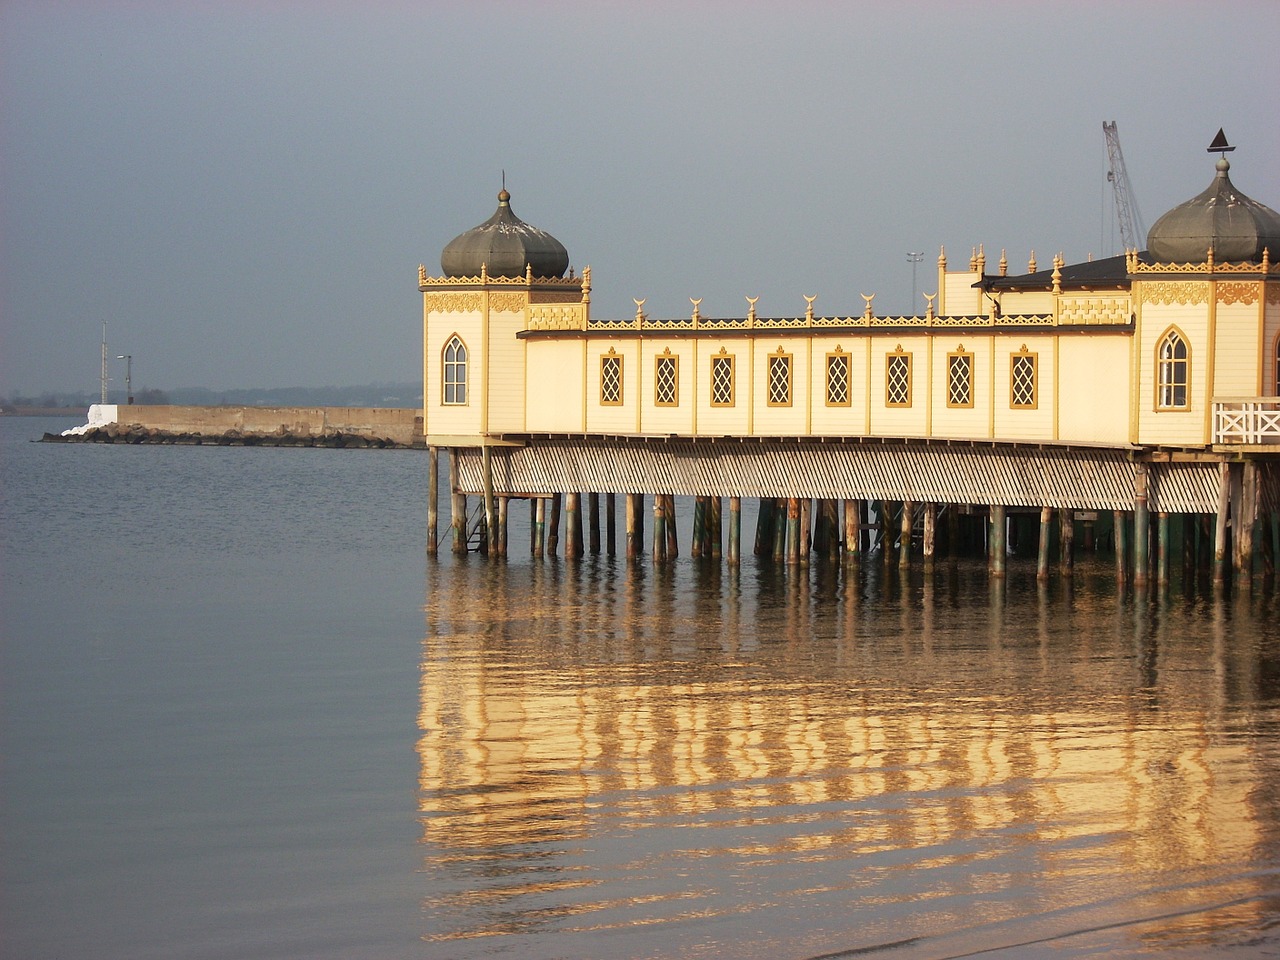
[489, 292, 527, 313]
[1137, 281, 1210, 307]
[1057, 297, 1132, 326]
[425, 292, 483, 313]
[1216, 282, 1258, 306]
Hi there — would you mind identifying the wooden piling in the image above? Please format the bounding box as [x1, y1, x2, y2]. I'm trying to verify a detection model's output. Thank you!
[990, 504, 1007, 578]
[922, 503, 936, 568]
[691, 497, 706, 559]
[606, 493, 617, 556]
[548, 493, 561, 557]
[1236, 462, 1258, 582]
[449, 451, 467, 555]
[844, 499, 859, 562]
[533, 498, 545, 557]
[1132, 463, 1149, 587]
[427, 446, 439, 556]
[786, 497, 801, 565]
[588, 492, 601, 555]
[1157, 511, 1170, 586]
[1037, 506, 1052, 581]
[1213, 461, 1230, 586]
[482, 445, 497, 555]
[566, 492, 582, 559]
[625, 493, 638, 558]
[665, 494, 679, 558]
[653, 494, 667, 562]
[1059, 512, 1070, 578]
[899, 499, 914, 569]
[728, 497, 741, 565]
[711, 497, 723, 560]
[799, 498, 812, 567]
[1113, 510, 1127, 586]
[497, 497, 508, 557]
[772, 498, 787, 561]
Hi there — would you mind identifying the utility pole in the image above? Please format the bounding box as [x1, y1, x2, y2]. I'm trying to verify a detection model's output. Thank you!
[117, 355, 133, 404]
[100, 322, 108, 404]
[907, 252, 924, 315]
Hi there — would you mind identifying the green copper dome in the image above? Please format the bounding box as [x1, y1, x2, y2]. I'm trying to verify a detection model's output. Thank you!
[1147, 154, 1280, 263]
[440, 189, 570, 279]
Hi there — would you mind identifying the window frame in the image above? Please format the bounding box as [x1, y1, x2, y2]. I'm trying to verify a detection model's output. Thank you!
[1155, 327, 1191, 411]
[885, 348, 913, 408]
[442, 334, 468, 406]
[1010, 347, 1038, 410]
[946, 346, 974, 409]
[654, 350, 679, 407]
[599, 350, 623, 406]
[710, 351, 735, 408]
[825, 348, 851, 407]
[766, 348, 793, 407]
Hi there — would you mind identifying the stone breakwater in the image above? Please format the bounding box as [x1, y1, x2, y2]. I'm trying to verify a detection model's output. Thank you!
[45, 404, 426, 449]
[44, 424, 424, 448]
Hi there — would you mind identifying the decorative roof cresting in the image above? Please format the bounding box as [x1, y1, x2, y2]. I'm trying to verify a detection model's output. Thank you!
[440, 187, 570, 280]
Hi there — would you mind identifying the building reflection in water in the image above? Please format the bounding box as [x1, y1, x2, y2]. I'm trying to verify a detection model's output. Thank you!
[417, 556, 1280, 957]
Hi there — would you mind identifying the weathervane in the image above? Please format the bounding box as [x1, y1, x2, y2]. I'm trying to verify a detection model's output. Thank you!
[1208, 128, 1234, 157]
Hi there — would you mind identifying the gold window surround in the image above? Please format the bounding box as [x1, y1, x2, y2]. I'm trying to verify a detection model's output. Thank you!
[825, 347, 851, 407]
[947, 346, 974, 409]
[1156, 327, 1190, 411]
[600, 349, 623, 406]
[711, 350, 735, 407]
[1010, 346, 1038, 410]
[655, 349, 679, 407]
[767, 347, 793, 407]
[442, 334, 468, 406]
[886, 347, 912, 408]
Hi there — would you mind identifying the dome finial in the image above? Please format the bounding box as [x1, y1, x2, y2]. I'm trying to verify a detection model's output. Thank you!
[1208, 128, 1234, 156]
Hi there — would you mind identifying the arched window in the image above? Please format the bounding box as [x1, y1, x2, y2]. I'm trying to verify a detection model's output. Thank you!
[442, 336, 468, 405]
[1156, 328, 1189, 410]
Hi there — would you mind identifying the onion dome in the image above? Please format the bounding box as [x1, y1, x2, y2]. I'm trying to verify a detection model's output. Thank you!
[1146, 141, 1280, 263]
[440, 188, 569, 279]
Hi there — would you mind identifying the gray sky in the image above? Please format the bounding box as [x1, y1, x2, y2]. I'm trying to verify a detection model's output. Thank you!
[3, 0, 1278, 395]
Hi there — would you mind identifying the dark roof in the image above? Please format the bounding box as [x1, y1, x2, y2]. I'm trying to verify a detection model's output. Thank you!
[982, 252, 1144, 292]
[440, 189, 570, 280]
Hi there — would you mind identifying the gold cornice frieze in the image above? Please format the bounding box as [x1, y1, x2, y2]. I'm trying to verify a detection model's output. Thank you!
[1135, 281, 1210, 307]
[1215, 281, 1258, 306]
[488, 292, 528, 313]
[425, 292, 483, 313]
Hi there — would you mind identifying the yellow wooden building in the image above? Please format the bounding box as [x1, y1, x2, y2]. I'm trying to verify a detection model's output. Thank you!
[420, 139, 1280, 580]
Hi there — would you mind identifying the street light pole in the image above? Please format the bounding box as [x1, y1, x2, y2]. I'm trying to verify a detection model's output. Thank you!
[907, 252, 924, 315]
[117, 355, 133, 404]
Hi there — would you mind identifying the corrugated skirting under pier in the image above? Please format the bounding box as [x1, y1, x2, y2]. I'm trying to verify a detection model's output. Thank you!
[452, 439, 1243, 514]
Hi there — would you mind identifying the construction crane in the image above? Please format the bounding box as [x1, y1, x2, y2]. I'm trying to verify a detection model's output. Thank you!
[1103, 121, 1145, 253]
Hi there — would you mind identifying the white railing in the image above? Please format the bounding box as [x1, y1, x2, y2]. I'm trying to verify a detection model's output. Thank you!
[1214, 398, 1280, 444]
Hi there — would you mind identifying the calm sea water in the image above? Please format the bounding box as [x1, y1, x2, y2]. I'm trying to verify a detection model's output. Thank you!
[4, 416, 1280, 960]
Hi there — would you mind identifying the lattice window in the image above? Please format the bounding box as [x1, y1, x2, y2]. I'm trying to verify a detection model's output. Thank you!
[655, 352, 678, 406]
[599, 352, 623, 405]
[1010, 349, 1037, 409]
[947, 349, 973, 408]
[711, 352, 734, 407]
[1157, 328, 1189, 410]
[442, 335, 467, 405]
[886, 350, 912, 407]
[767, 350, 792, 407]
[826, 351, 850, 406]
